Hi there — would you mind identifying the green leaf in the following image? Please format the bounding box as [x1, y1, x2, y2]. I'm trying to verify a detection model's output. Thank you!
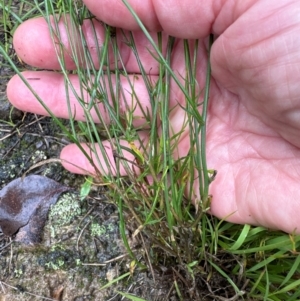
[100, 272, 131, 290]
[80, 176, 93, 201]
[116, 291, 148, 301]
[229, 224, 251, 251]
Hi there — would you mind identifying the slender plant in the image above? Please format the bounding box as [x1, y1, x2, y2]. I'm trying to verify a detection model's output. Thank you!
[2, 0, 300, 300]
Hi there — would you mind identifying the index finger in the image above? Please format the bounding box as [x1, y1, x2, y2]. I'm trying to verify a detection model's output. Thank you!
[13, 16, 167, 73]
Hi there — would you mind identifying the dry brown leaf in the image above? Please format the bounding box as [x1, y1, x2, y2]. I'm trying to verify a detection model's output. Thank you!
[0, 175, 70, 245]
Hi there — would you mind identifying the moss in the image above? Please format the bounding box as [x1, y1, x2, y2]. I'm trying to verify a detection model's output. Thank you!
[90, 222, 106, 237]
[49, 192, 82, 236]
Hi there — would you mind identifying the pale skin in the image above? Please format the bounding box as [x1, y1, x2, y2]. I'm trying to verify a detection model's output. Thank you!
[6, 0, 300, 233]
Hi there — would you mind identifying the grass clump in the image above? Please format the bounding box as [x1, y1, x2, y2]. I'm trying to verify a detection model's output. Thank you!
[2, 0, 300, 300]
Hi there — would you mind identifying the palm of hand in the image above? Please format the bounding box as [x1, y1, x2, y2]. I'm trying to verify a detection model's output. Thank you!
[7, 0, 300, 233]
[206, 3, 300, 232]
[171, 35, 300, 232]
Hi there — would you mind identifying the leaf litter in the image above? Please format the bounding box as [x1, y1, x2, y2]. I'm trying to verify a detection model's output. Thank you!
[0, 175, 70, 245]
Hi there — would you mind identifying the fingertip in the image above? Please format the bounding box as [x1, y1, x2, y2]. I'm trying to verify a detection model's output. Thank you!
[13, 17, 77, 70]
[60, 139, 144, 178]
[6, 74, 19, 106]
[7, 71, 52, 114]
[6, 72, 34, 111]
[13, 18, 55, 68]
[60, 144, 96, 175]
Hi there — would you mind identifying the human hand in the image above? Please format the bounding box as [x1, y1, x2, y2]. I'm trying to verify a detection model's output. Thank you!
[7, 0, 300, 233]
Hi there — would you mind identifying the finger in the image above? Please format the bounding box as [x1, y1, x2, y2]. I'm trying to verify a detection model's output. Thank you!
[14, 16, 166, 73]
[60, 133, 149, 177]
[83, 0, 228, 38]
[84, 0, 161, 32]
[7, 71, 154, 127]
